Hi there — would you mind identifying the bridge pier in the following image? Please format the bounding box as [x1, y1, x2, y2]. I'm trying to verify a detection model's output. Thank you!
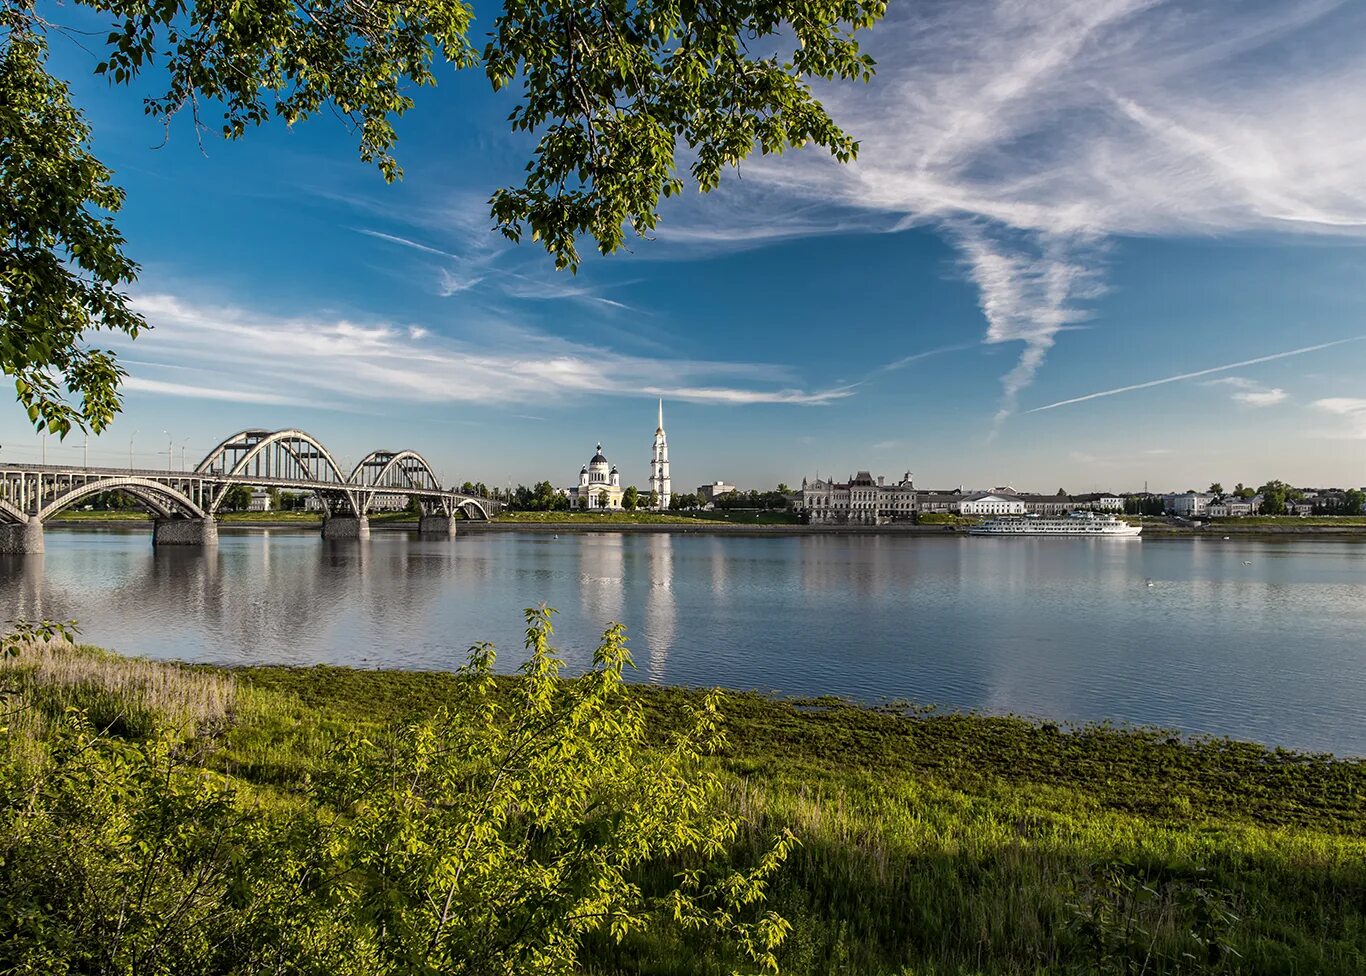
[0, 519, 44, 555]
[419, 514, 459, 537]
[322, 515, 370, 540]
[153, 517, 219, 547]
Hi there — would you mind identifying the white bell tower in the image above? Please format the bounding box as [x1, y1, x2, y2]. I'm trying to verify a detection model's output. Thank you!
[649, 399, 671, 510]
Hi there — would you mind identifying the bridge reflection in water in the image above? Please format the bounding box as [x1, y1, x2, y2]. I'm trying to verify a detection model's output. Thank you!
[0, 428, 499, 553]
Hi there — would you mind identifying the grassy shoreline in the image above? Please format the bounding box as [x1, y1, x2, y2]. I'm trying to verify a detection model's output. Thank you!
[43, 512, 1366, 538]
[4, 641, 1363, 974]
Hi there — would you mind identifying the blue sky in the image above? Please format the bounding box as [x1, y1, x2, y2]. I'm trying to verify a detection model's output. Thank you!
[6, 0, 1366, 492]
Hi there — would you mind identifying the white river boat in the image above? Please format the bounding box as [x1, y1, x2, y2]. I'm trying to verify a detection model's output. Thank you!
[968, 512, 1142, 537]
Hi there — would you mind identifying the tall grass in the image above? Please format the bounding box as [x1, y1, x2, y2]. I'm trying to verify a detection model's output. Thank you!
[0, 639, 234, 739]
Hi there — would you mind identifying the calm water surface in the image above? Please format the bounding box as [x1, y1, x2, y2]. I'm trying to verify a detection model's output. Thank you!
[3, 527, 1364, 755]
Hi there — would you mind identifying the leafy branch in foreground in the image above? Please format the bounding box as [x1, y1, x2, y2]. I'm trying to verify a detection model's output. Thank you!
[1, 618, 79, 659]
[0, 25, 139, 437]
[1, 0, 884, 433]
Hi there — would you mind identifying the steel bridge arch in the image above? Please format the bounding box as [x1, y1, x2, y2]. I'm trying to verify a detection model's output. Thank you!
[195, 428, 351, 482]
[36, 478, 210, 522]
[457, 498, 492, 521]
[0, 499, 28, 525]
[195, 428, 358, 514]
[348, 450, 442, 491]
[349, 450, 447, 515]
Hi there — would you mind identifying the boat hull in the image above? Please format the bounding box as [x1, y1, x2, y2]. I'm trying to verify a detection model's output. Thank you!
[967, 526, 1142, 536]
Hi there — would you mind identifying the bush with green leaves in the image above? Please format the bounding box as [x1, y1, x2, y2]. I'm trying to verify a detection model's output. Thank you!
[0, 609, 794, 974]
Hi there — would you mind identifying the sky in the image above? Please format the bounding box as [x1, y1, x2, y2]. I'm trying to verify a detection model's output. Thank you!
[7, 0, 1366, 493]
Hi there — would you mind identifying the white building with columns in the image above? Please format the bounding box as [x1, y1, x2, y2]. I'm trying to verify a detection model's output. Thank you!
[649, 400, 671, 510]
[566, 443, 624, 510]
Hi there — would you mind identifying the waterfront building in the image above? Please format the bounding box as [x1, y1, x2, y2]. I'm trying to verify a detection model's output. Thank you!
[1018, 493, 1074, 516]
[697, 481, 736, 505]
[1070, 493, 1125, 512]
[916, 490, 964, 513]
[958, 491, 1027, 516]
[1208, 495, 1262, 517]
[796, 471, 916, 525]
[566, 444, 624, 510]
[247, 489, 272, 512]
[649, 400, 671, 510]
[1164, 492, 1214, 517]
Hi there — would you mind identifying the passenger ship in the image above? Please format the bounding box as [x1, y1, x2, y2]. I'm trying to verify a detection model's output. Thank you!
[968, 511, 1142, 537]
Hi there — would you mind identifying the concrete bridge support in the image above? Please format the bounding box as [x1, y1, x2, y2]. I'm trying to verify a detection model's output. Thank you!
[0, 519, 44, 555]
[322, 515, 370, 540]
[419, 514, 459, 537]
[153, 518, 219, 547]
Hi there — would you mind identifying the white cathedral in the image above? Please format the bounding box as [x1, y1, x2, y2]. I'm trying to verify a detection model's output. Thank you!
[565, 401, 671, 511]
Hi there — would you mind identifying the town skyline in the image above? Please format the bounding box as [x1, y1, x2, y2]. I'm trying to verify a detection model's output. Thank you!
[5, 0, 1366, 490]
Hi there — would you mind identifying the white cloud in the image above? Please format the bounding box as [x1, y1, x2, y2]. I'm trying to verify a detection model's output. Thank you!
[497, 273, 636, 312]
[122, 377, 319, 407]
[1206, 377, 1288, 407]
[674, 0, 1366, 419]
[437, 268, 485, 296]
[1233, 388, 1287, 407]
[119, 292, 845, 409]
[1312, 397, 1366, 438]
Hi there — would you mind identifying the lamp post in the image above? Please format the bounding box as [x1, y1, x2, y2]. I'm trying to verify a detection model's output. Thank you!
[129, 430, 138, 470]
[162, 430, 172, 471]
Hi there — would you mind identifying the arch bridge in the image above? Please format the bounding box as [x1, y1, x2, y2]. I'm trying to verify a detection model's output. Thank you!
[0, 428, 499, 553]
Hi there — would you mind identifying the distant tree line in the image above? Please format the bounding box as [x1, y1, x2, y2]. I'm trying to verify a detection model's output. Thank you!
[1123, 495, 1165, 516]
[705, 486, 793, 511]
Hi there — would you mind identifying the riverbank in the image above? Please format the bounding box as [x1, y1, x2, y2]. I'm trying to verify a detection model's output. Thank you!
[3, 638, 1362, 975]
[44, 511, 1366, 537]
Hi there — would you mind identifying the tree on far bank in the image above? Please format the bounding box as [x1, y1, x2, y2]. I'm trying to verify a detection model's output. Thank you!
[2, 0, 884, 437]
[1209, 483, 1223, 495]
[1342, 488, 1364, 516]
[644, 490, 658, 510]
[622, 485, 639, 511]
[1258, 481, 1290, 516]
[224, 485, 252, 512]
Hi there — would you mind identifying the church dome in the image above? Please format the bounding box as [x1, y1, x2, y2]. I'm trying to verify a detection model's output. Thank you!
[590, 443, 608, 465]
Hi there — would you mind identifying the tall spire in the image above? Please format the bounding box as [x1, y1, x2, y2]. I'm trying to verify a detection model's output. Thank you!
[650, 399, 671, 511]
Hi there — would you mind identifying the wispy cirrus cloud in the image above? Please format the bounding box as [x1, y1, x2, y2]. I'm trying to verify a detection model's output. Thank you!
[122, 376, 322, 407]
[354, 228, 460, 260]
[119, 292, 845, 409]
[670, 0, 1366, 422]
[1206, 377, 1288, 407]
[1030, 337, 1361, 412]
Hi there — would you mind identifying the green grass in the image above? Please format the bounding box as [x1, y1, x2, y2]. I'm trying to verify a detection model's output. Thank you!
[6, 641, 1356, 975]
[915, 512, 980, 525]
[1207, 515, 1366, 526]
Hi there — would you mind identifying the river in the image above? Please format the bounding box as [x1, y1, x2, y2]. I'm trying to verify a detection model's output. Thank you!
[3, 527, 1364, 755]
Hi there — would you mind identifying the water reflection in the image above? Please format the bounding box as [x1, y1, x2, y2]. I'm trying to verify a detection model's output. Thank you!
[2, 528, 1365, 755]
[642, 535, 676, 682]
